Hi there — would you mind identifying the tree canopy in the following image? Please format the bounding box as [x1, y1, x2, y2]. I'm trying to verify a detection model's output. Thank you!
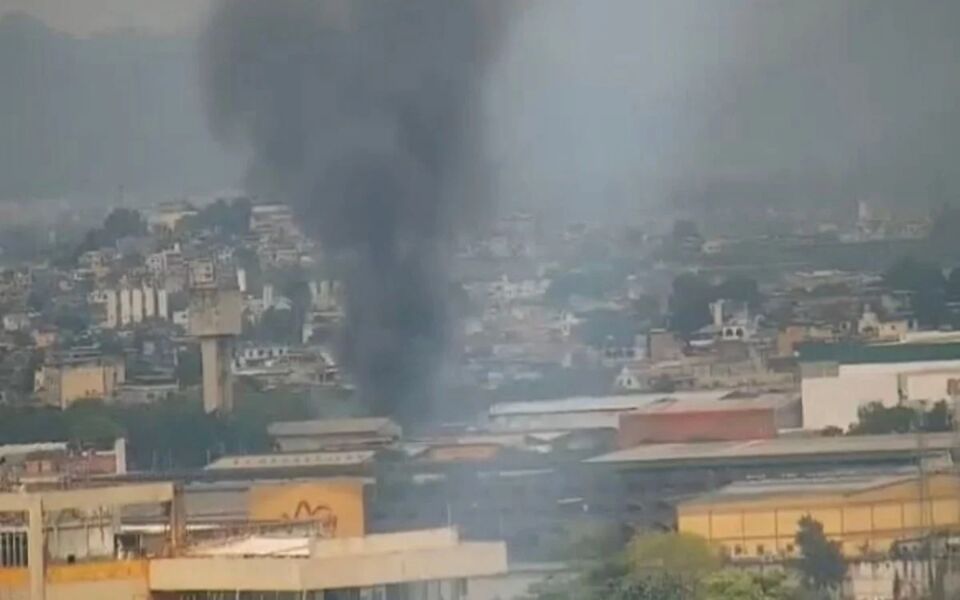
[795, 516, 846, 594]
[849, 400, 952, 435]
[0, 390, 313, 469]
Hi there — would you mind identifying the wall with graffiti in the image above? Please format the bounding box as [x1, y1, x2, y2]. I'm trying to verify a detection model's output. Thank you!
[247, 480, 365, 538]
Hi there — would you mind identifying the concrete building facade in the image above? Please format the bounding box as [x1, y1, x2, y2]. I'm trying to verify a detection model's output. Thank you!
[189, 261, 242, 414]
[34, 355, 126, 409]
[0, 483, 507, 600]
[799, 343, 960, 430]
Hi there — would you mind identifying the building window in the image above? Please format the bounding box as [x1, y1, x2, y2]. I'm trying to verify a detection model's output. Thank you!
[734, 545, 743, 556]
[786, 543, 795, 554]
[757, 544, 765, 555]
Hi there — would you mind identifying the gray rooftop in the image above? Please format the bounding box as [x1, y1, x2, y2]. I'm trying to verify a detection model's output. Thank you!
[681, 470, 921, 506]
[489, 390, 732, 417]
[267, 417, 400, 438]
[588, 431, 957, 467]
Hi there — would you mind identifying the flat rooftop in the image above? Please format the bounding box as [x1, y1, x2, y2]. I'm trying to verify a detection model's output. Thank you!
[798, 342, 960, 365]
[680, 470, 921, 506]
[489, 390, 733, 417]
[268, 418, 400, 438]
[588, 431, 957, 468]
[628, 393, 797, 415]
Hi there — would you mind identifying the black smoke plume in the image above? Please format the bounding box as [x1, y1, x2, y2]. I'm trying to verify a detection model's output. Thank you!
[202, 0, 504, 423]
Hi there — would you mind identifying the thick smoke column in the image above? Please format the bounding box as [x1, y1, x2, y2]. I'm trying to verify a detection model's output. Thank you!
[202, 0, 503, 422]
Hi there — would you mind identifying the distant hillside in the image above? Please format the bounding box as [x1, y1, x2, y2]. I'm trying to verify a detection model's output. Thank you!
[0, 12, 241, 202]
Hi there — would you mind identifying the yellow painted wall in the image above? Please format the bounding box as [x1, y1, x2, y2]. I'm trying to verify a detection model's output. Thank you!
[55, 361, 124, 408]
[248, 480, 365, 537]
[0, 561, 147, 600]
[47, 560, 148, 584]
[0, 568, 27, 587]
[678, 473, 960, 559]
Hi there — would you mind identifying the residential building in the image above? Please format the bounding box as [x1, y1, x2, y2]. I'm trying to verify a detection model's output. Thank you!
[131, 288, 144, 323]
[647, 329, 684, 363]
[34, 351, 126, 409]
[2, 313, 30, 332]
[776, 323, 837, 357]
[249, 202, 297, 238]
[0, 439, 127, 486]
[117, 379, 178, 405]
[95, 286, 170, 330]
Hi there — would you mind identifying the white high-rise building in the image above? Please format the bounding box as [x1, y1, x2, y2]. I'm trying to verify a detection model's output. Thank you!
[119, 289, 132, 326]
[144, 285, 156, 318]
[131, 288, 144, 323]
[104, 289, 118, 329]
[263, 284, 274, 309]
[157, 289, 169, 320]
[237, 268, 248, 293]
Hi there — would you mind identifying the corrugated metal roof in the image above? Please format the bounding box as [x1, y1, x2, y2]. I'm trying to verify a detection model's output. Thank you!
[628, 394, 797, 415]
[681, 470, 953, 506]
[588, 431, 957, 465]
[489, 390, 731, 417]
[268, 418, 399, 437]
[0, 442, 67, 460]
[205, 450, 376, 471]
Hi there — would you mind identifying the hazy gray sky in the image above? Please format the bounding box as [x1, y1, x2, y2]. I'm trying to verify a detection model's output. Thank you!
[0, 0, 210, 36]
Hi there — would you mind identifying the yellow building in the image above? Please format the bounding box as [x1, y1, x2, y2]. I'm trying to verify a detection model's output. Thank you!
[35, 355, 126, 409]
[248, 479, 367, 537]
[678, 472, 960, 559]
[0, 482, 506, 600]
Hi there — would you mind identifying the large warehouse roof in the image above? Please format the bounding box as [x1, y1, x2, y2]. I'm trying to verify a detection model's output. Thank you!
[588, 431, 956, 468]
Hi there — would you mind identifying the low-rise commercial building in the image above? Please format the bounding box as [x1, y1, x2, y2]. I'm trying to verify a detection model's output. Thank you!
[34, 351, 126, 409]
[268, 418, 402, 453]
[617, 394, 799, 446]
[799, 342, 960, 430]
[677, 471, 960, 559]
[0, 482, 507, 600]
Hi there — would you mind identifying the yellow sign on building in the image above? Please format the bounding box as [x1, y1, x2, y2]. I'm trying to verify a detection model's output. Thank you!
[248, 480, 365, 538]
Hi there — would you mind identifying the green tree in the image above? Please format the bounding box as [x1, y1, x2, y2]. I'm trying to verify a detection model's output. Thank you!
[67, 412, 125, 446]
[946, 268, 960, 302]
[702, 570, 797, 600]
[627, 532, 721, 577]
[925, 400, 952, 431]
[795, 516, 845, 596]
[102, 208, 146, 240]
[849, 402, 917, 434]
[175, 345, 202, 387]
[849, 401, 952, 435]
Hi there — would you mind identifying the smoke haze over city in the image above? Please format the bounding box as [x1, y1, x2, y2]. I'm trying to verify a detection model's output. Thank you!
[0, 1, 959, 212]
